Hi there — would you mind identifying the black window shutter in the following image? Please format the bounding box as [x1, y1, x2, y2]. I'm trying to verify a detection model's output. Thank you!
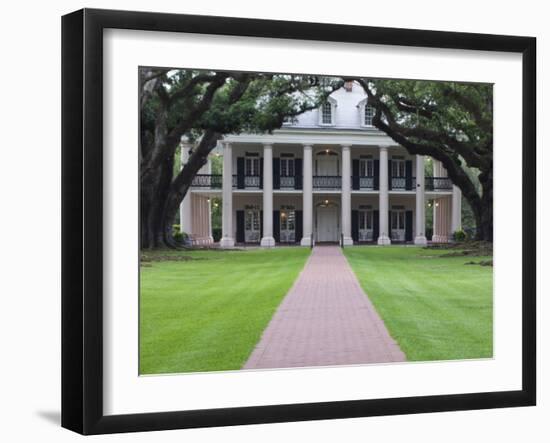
[388, 210, 392, 240]
[351, 210, 359, 242]
[405, 160, 413, 190]
[294, 158, 303, 190]
[260, 160, 264, 189]
[405, 210, 413, 241]
[352, 159, 360, 190]
[388, 160, 392, 190]
[236, 210, 245, 243]
[237, 157, 245, 189]
[295, 210, 303, 243]
[273, 210, 280, 243]
[373, 160, 380, 190]
[273, 158, 280, 190]
[373, 210, 379, 240]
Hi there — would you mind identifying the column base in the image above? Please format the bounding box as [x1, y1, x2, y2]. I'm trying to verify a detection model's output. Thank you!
[260, 236, 276, 247]
[300, 236, 312, 247]
[219, 237, 235, 248]
[432, 235, 449, 243]
[377, 235, 391, 245]
[342, 236, 354, 246]
[414, 236, 428, 245]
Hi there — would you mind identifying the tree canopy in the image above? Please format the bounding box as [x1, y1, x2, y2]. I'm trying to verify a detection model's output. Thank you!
[140, 69, 342, 248]
[353, 78, 493, 241]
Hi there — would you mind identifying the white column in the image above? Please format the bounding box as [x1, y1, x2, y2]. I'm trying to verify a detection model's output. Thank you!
[414, 155, 427, 245]
[451, 185, 462, 234]
[260, 143, 275, 247]
[300, 144, 313, 246]
[179, 140, 193, 236]
[341, 144, 353, 245]
[377, 146, 391, 245]
[220, 142, 235, 248]
[206, 157, 213, 242]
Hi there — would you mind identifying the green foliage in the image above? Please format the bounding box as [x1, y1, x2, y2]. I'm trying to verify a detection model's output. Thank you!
[212, 228, 222, 242]
[172, 224, 187, 243]
[210, 197, 222, 230]
[370, 79, 493, 153]
[210, 154, 223, 175]
[461, 196, 477, 237]
[362, 77, 493, 241]
[194, 74, 342, 135]
[453, 229, 467, 242]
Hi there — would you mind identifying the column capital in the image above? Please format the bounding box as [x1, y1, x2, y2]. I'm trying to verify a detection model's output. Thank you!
[341, 144, 352, 150]
[262, 142, 273, 148]
[222, 141, 232, 149]
[302, 143, 313, 149]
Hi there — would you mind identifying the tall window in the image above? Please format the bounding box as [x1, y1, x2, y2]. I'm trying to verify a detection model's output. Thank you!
[244, 205, 261, 242]
[359, 157, 374, 177]
[321, 102, 332, 124]
[359, 210, 373, 230]
[391, 157, 406, 177]
[280, 205, 296, 243]
[391, 210, 406, 230]
[364, 105, 375, 126]
[280, 155, 295, 176]
[245, 154, 260, 176]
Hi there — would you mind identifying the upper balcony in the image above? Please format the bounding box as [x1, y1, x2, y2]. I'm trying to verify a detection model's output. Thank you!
[190, 174, 453, 192]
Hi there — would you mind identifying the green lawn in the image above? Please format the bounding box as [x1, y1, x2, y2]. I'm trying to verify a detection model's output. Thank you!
[140, 248, 310, 374]
[344, 246, 493, 362]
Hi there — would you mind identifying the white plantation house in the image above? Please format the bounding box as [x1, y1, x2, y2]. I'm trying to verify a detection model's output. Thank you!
[180, 81, 462, 247]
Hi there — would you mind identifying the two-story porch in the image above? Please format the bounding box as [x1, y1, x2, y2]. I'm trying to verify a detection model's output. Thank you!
[180, 132, 462, 247]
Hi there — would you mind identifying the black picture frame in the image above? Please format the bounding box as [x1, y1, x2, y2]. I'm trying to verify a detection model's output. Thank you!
[62, 8, 536, 435]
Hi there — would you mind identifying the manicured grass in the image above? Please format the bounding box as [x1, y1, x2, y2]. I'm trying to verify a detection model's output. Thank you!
[344, 246, 493, 362]
[140, 248, 310, 374]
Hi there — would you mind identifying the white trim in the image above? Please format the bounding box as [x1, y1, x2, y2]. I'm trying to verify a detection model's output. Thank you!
[224, 130, 393, 146]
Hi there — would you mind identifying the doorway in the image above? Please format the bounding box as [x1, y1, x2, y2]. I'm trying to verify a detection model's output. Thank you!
[316, 204, 339, 242]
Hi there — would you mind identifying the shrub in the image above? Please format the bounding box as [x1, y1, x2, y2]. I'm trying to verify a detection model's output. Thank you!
[425, 227, 433, 241]
[453, 229, 467, 242]
[212, 227, 222, 242]
[172, 224, 188, 244]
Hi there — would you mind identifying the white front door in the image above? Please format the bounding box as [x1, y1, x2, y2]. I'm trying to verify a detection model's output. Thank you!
[316, 206, 338, 242]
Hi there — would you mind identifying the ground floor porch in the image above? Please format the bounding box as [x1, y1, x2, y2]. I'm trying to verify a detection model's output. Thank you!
[182, 190, 461, 246]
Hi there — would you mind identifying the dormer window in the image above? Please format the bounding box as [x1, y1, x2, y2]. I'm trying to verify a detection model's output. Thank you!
[321, 102, 332, 124]
[318, 97, 337, 126]
[364, 105, 375, 127]
[358, 98, 375, 128]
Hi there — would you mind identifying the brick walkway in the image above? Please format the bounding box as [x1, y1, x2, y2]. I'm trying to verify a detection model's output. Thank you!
[244, 246, 406, 370]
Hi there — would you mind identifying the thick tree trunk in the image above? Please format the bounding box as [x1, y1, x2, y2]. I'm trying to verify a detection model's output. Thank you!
[477, 170, 493, 242]
[140, 156, 175, 249]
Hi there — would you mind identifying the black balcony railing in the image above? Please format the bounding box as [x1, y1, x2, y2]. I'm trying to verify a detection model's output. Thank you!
[391, 176, 416, 190]
[231, 174, 261, 189]
[279, 176, 296, 189]
[191, 174, 222, 188]
[351, 176, 375, 190]
[425, 177, 453, 191]
[190, 174, 454, 192]
[313, 175, 341, 189]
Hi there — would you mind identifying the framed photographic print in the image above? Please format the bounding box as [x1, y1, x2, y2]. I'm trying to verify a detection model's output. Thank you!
[61, 8, 536, 435]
